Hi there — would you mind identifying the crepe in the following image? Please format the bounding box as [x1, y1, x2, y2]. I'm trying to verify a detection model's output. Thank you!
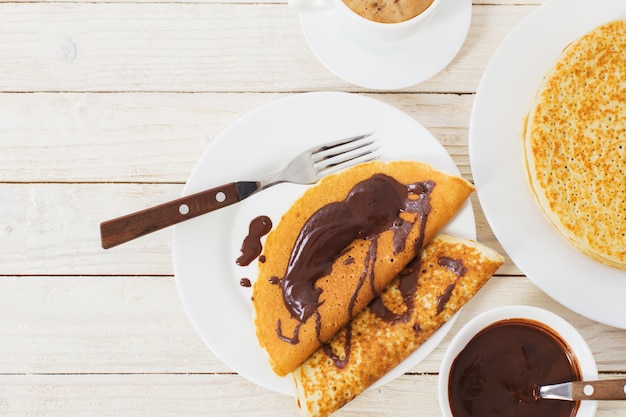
[292, 234, 503, 417]
[252, 160, 475, 377]
[524, 19, 626, 269]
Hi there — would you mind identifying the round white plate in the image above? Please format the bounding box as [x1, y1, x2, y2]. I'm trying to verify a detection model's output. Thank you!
[298, 0, 471, 90]
[173, 92, 475, 395]
[438, 306, 598, 417]
[470, 0, 626, 329]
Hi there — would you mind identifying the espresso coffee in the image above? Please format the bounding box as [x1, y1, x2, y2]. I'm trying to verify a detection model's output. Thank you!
[342, 0, 434, 23]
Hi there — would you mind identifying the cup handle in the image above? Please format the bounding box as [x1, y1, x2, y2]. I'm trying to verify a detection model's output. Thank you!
[288, 0, 334, 13]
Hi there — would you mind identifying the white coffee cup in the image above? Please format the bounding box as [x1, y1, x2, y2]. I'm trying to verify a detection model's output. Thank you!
[288, 0, 441, 41]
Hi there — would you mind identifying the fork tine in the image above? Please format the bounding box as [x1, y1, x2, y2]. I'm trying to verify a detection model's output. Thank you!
[316, 146, 379, 172]
[309, 132, 373, 156]
[313, 134, 377, 163]
[311, 134, 378, 177]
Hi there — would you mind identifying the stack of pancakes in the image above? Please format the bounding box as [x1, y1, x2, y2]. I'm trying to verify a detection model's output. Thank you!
[251, 160, 504, 416]
[524, 19, 626, 269]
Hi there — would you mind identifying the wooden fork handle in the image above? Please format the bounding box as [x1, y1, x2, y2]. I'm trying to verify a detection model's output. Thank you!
[572, 379, 626, 400]
[100, 181, 259, 249]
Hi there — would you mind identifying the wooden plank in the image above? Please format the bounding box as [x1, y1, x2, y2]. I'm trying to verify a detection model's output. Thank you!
[1, 276, 625, 375]
[0, 0, 546, 4]
[0, 276, 223, 374]
[0, 183, 520, 275]
[0, 373, 624, 417]
[0, 183, 178, 276]
[0, 4, 535, 93]
[0, 92, 475, 183]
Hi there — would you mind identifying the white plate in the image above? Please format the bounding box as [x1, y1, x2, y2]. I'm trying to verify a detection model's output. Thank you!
[173, 92, 475, 395]
[470, 0, 626, 329]
[298, 0, 471, 90]
[438, 306, 598, 417]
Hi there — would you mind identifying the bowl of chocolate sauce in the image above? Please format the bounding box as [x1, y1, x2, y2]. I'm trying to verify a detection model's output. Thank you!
[438, 305, 598, 417]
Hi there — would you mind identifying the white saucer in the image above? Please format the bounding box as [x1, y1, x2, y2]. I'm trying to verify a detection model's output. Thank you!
[298, 0, 471, 90]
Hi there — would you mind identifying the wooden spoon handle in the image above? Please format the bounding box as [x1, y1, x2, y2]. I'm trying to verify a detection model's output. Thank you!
[100, 181, 258, 249]
[572, 379, 626, 400]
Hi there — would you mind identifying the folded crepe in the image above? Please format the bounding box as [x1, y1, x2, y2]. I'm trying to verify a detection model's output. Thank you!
[293, 234, 504, 417]
[252, 160, 475, 377]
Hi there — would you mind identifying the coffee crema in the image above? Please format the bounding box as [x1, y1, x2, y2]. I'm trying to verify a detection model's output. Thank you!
[342, 0, 434, 24]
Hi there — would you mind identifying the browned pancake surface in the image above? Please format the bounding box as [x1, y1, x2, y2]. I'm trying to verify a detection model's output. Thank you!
[252, 161, 475, 377]
[525, 19, 626, 269]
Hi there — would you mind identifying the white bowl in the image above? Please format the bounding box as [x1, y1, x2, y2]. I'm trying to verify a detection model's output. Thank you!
[438, 305, 598, 417]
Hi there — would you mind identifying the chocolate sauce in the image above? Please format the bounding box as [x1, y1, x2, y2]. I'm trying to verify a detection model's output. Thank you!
[272, 174, 436, 346]
[318, 178, 436, 368]
[448, 320, 580, 417]
[434, 256, 468, 314]
[368, 268, 419, 324]
[239, 278, 251, 287]
[322, 323, 353, 369]
[236, 215, 272, 266]
[439, 256, 468, 277]
[436, 283, 457, 315]
[344, 179, 434, 328]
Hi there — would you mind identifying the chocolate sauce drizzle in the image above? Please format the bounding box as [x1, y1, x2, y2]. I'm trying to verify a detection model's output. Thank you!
[343, 252, 467, 368]
[436, 256, 468, 315]
[267, 173, 443, 372]
[366, 180, 435, 326]
[236, 215, 272, 267]
[270, 174, 435, 347]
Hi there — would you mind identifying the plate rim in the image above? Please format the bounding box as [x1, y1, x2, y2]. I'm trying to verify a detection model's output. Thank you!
[469, 0, 626, 329]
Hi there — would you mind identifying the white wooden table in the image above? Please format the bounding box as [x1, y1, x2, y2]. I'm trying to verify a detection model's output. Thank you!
[2, 0, 626, 415]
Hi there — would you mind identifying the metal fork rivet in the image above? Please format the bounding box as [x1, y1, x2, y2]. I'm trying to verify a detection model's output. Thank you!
[179, 204, 190, 215]
[583, 384, 594, 396]
[215, 192, 226, 203]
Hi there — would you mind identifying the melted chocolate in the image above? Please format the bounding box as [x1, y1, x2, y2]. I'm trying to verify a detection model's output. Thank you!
[368, 268, 419, 325]
[272, 174, 436, 346]
[322, 323, 352, 369]
[236, 215, 272, 266]
[436, 283, 456, 315]
[349, 180, 434, 327]
[439, 256, 468, 277]
[435, 256, 468, 314]
[239, 278, 251, 287]
[448, 320, 580, 417]
[318, 178, 437, 368]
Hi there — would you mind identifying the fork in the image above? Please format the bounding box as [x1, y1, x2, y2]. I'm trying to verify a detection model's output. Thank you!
[100, 133, 378, 249]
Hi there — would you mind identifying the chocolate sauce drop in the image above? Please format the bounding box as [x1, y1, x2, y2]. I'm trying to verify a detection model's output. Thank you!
[236, 215, 272, 267]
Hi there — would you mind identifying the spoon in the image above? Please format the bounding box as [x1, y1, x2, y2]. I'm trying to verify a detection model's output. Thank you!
[538, 378, 626, 401]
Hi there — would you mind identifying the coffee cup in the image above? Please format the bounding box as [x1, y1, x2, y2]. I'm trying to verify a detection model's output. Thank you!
[288, 0, 441, 41]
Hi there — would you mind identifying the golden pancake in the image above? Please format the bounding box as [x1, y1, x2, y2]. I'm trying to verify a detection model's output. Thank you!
[524, 19, 626, 269]
[252, 160, 475, 377]
[292, 234, 504, 417]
